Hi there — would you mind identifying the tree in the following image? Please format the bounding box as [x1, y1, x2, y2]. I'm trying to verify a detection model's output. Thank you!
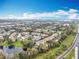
[22, 38, 35, 51]
[27, 29, 33, 35]
[60, 32, 67, 41]
[19, 52, 28, 59]
[61, 44, 67, 51]
[31, 48, 38, 58]
[7, 39, 13, 44]
[46, 40, 53, 49]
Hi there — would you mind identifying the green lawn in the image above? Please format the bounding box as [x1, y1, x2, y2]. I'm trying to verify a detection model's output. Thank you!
[1, 41, 23, 47]
[62, 34, 75, 48]
[12, 41, 23, 47]
[1, 41, 10, 46]
[65, 49, 75, 59]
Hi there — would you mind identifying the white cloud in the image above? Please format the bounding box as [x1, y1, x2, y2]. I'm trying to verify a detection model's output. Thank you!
[55, 10, 68, 15]
[69, 13, 79, 19]
[69, 9, 78, 13]
[0, 9, 79, 20]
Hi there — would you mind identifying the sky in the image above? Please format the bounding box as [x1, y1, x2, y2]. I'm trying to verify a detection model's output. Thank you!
[0, 0, 79, 19]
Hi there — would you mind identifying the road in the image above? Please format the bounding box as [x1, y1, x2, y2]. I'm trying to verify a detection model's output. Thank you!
[57, 24, 79, 59]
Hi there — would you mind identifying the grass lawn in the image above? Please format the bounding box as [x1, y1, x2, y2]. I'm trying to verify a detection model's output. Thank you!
[65, 49, 75, 59]
[1, 41, 10, 46]
[62, 34, 75, 48]
[12, 41, 23, 47]
[1, 41, 23, 47]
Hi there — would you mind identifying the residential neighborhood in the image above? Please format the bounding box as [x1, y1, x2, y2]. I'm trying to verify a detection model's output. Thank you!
[0, 20, 76, 59]
[0, 0, 78, 59]
[0, 21, 71, 44]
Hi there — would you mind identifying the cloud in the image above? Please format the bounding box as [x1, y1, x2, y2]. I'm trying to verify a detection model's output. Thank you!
[55, 10, 68, 15]
[69, 9, 78, 13]
[0, 9, 79, 20]
[68, 9, 79, 19]
[69, 13, 78, 19]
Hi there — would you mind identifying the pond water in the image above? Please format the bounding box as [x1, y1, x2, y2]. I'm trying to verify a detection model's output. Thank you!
[0, 46, 23, 59]
[3, 46, 23, 54]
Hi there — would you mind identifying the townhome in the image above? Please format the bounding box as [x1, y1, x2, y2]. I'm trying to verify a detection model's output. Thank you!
[9, 32, 17, 42]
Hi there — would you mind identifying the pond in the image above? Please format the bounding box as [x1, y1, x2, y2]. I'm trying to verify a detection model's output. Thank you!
[0, 46, 23, 59]
[3, 46, 23, 54]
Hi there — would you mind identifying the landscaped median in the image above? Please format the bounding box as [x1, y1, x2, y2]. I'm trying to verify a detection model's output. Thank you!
[33, 25, 77, 59]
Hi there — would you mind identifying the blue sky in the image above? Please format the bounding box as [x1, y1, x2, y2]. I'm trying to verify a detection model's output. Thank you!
[0, 0, 79, 19]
